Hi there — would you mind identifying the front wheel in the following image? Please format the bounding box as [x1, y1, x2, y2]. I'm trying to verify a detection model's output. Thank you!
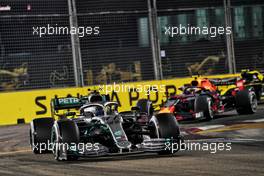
[150, 113, 182, 154]
[195, 95, 214, 120]
[52, 120, 80, 161]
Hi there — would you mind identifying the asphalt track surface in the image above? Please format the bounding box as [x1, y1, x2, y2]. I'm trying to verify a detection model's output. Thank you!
[0, 106, 264, 176]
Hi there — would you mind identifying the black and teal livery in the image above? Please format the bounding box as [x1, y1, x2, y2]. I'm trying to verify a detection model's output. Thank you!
[30, 92, 183, 161]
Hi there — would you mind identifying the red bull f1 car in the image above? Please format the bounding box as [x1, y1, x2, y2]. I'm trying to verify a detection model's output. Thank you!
[159, 77, 258, 121]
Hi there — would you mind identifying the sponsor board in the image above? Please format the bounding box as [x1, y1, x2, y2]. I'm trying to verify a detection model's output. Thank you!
[0, 74, 238, 125]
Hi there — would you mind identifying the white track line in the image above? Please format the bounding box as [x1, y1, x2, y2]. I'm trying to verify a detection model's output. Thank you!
[188, 138, 264, 143]
[243, 118, 264, 123]
[0, 149, 31, 156]
[195, 125, 225, 131]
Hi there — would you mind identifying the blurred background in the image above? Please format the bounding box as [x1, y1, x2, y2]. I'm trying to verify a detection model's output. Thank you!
[0, 0, 263, 91]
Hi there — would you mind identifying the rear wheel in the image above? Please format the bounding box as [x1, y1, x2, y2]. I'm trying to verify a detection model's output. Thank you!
[236, 90, 257, 115]
[52, 120, 80, 161]
[30, 118, 54, 154]
[248, 85, 263, 101]
[136, 99, 153, 116]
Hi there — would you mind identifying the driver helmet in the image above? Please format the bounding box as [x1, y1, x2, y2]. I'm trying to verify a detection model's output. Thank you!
[83, 106, 105, 117]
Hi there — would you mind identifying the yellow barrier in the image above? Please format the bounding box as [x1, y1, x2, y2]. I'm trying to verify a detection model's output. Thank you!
[0, 74, 239, 125]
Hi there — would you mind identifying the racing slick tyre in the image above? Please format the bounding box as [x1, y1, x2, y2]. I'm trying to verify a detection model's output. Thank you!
[30, 117, 54, 154]
[136, 99, 154, 116]
[195, 95, 214, 121]
[52, 120, 80, 161]
[235, 90, 257, 115]
[255, 86, 263, 101]
[248, 85, 263, 101]
[150, 113, 182, 155]
[255, 89, 261, 101]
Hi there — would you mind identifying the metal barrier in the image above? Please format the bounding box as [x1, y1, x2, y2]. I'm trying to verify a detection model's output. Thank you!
[0, 73, 239, 125]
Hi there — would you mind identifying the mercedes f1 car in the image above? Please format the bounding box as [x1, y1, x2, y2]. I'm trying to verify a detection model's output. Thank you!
[159, 77, 258, 121]
[30, 91, 183, 161]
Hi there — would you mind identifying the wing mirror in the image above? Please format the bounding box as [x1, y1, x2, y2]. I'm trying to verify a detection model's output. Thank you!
[131, 106, 140, 111]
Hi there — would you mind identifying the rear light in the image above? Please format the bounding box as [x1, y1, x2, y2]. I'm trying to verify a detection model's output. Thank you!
[236, 80, 245, 90]
[159, 107, 171, 113]
[169, 106, 175, 113]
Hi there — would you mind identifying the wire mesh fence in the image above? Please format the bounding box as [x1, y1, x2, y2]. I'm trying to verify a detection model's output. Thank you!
[76, 0, 154, 86]
[0, 0, 263, 92]
[157, 0, 229, 78]
[231, 2, 264, 72]
[0, 0, 75, 91]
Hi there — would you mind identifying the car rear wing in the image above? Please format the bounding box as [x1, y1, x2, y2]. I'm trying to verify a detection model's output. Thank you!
[241, 70, 264, 82]
[209, 77, 239, 86]
[51, 97, 84, 111]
